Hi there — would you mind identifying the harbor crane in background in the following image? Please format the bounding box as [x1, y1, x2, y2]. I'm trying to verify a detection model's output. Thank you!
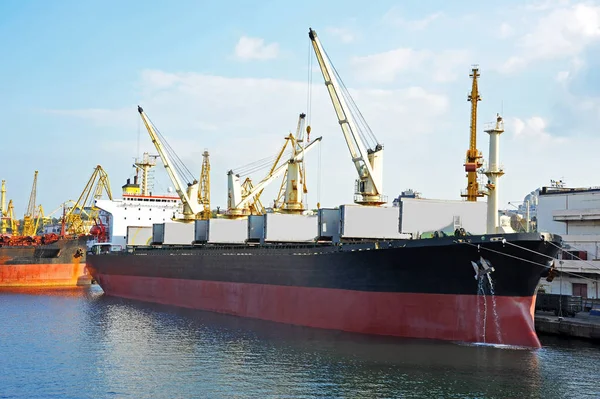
[64, 165, 113, 236]
[461, 66, 484, 202]
[308, 28, 386, 206]
[22, 171, 40, 236]
[0, 180, 7, 234]
[138, 105, 207, 221]
[226, 128, 322, 218]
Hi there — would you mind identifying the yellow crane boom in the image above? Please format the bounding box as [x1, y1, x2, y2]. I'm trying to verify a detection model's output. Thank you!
[64, 165, 113, 235]
[462, 66, 484, 202]
[22, 171, 39, 236]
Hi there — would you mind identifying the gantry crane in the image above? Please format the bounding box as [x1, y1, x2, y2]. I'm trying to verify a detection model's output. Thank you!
[309, 28, 386, 205]
[22, 171, 39, 236]
[199, 150, 211, 220]
[461, 66, 484, 202]
[226, 134, 322, 218]
[138, 105, 203, 221]
[64, 165, 113, 236]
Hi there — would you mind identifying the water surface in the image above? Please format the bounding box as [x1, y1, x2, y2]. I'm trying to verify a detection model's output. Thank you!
[0, 286, 598, 398]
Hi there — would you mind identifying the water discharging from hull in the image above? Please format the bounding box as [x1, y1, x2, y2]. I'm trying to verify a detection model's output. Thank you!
[476, 273, 503, 344]
[487, 274, 502, 344]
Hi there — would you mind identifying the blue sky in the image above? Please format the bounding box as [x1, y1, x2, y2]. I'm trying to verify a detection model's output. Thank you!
[2, 0, 600, 217]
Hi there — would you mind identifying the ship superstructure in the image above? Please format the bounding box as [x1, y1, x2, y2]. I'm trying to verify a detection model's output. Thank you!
[94, 155, 183, 247]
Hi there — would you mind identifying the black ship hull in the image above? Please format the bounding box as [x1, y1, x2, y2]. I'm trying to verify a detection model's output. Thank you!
[88, 232, 561, 347]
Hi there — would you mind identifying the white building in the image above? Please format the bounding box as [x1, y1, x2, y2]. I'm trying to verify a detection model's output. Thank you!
[536, 185, 600, 299]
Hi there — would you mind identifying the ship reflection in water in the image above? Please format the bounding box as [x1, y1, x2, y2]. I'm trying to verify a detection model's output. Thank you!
[0, 286, 598, 399]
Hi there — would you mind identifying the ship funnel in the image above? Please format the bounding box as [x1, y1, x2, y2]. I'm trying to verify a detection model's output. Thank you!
[134, 175, 138, 185]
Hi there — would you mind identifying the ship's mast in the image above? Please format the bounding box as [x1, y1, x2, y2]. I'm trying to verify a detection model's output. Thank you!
[199, 150, 211, 220]
[134, 152, 158, 196]
[484, 114, 505, 233]
[308, 28, 385, 205]
[462, 66, 484, 202]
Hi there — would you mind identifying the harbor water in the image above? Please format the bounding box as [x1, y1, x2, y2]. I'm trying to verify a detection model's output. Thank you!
[0, 286, 598, 399]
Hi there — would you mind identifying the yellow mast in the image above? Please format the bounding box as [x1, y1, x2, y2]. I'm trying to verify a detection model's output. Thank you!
[461, 66, 484, 202]
[199, 150, 211, 220]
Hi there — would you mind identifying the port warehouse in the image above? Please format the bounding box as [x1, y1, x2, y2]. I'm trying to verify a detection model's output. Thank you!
[536, 186, 600, 300]
[121, 198, 487, 247]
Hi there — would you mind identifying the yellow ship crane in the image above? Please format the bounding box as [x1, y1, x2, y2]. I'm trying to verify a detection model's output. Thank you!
[461, 66, 484, 202]
[6, 200, 18, 235]
[309, 28, 385, 205]
[273, 113, 312, 213]
[22, 171, 39, 236]
[64, 165, 113, 235]
[138, 105, 204, 221]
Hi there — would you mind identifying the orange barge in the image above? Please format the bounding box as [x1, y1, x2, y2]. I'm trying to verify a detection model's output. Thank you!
[0, 234, 91, 287]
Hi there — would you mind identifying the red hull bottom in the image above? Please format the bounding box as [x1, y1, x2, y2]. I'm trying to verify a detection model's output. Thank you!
[97, 274, 541, 348]
[0, 263, 91, 287]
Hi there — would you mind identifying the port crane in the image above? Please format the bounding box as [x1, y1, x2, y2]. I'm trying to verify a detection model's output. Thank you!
[138, 106, 204, 221]
[461, 66, 484, 202]
[64, 165, 113, 236]
[0, 180, 7, 234]
[22, 171, 40, 236]
[308, 28, 386, 205]
[226, 131, 322, 218]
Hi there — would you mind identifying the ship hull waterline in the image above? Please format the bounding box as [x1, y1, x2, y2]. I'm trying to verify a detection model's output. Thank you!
[88, 233, 561, 348]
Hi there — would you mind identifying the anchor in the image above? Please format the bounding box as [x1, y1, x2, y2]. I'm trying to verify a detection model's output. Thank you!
[471, 256, 495, 280]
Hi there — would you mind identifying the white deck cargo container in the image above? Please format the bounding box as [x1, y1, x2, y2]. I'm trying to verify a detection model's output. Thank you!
[318, 208, 341, 242]
[201, 218, 247, 244]
[398, 198, 486, 237]
[247, 215, 265, 242]
[263, 213, 318, 243]
[340, 205, 404, 239]
[152, 222, 194, 245]
[126, 226, 153, 246]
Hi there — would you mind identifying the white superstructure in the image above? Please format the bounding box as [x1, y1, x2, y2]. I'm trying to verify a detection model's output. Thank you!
[94, 174, 183, 247]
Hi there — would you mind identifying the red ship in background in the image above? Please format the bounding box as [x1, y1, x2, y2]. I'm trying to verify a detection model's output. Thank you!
[0, 167, 112, 287]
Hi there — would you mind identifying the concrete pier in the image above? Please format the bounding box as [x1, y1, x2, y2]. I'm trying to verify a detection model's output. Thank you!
[535, 311, 600, 341]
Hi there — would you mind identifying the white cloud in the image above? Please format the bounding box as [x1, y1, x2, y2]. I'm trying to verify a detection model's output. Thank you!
[234, 36, 279, 60]
[351, 48, 469, 83]
[498, 23, 514, 39]
[509, 116, 567, 143]
[325, 27, 356, 43]
[500, 3, 600, 73]
[383, 7, 443, 30]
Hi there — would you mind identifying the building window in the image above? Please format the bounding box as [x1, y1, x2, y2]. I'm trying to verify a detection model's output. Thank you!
[572, 283, 587, 298]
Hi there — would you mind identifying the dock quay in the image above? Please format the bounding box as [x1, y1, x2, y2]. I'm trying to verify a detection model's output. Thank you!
[535, 311, 600, 342]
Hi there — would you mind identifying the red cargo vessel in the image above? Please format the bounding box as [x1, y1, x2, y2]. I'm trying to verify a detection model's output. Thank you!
[0, 234, 91, 287]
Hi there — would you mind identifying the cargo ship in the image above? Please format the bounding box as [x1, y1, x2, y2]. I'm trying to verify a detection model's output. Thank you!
[88, 231, 561, 348]
[87, 28, 562, 348]
[0, 234, 91, 287]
